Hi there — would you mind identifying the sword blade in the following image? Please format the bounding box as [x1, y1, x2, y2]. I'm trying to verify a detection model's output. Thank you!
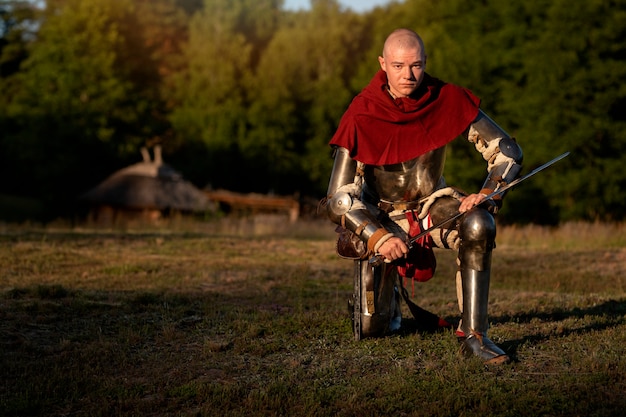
[368, 151, 570, 266]
[409, 151, 570, 244]
[481, 151, 570, 203]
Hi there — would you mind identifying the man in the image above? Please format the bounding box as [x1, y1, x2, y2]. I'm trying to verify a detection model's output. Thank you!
[325, 28, 523, 365]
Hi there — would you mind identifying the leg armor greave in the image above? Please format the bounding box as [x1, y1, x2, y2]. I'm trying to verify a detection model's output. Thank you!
[458, 208, 509, 364]
[352, 260, 401, 340]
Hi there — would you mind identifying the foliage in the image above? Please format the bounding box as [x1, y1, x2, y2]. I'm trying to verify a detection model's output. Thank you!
[167, 0, 279, 190]
[244, 0, 365, 192]
[1, 0, 626, 223]
[499, 0, 626, 222]
[0, 0, 36, 77]
[1, 0, 135, 212]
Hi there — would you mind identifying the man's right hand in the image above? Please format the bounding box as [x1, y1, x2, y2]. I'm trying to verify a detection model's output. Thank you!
[377, 237, 409, 262]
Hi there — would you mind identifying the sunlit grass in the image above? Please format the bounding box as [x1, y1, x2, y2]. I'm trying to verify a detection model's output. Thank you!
[1, 219, 625, 416]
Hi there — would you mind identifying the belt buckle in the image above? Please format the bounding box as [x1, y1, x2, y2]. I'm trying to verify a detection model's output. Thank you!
[394, 202, 409, 211]
[379, 199, 421, 214]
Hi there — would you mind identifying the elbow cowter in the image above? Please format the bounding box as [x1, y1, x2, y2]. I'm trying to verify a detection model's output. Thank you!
[470, 110, 524, 198]
[326, 191, 352, 224]
[499, 136, 523, 165]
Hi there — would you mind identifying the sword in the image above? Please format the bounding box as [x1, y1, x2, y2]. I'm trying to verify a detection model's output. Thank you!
[369, 151, 570, 266]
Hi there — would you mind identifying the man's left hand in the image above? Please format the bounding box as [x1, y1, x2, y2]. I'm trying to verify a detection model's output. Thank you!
[459, 193, 488, 213]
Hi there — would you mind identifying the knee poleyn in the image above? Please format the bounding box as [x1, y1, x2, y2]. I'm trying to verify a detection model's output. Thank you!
[459, 208, 496, 243]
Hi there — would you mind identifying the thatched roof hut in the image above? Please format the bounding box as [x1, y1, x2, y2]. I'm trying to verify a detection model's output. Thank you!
[79, 146, 212, 224]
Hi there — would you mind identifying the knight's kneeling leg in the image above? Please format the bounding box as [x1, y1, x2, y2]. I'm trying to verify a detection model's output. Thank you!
[352, 259, 401, 340]
[458, 208, 509, 364]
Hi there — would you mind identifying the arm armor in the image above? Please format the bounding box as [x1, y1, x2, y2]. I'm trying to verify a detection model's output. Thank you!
[326, 147, 393, 252]
[467, 110, 523, 203]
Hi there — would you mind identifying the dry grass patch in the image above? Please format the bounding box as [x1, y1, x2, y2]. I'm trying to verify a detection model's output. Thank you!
[1, 220, 625, 416]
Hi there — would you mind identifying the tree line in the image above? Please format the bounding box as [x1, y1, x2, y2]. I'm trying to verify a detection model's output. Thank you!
[1, 0, 625, 224]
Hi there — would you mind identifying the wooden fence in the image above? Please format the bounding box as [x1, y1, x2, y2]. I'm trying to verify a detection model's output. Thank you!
[204, 190, 300, 223]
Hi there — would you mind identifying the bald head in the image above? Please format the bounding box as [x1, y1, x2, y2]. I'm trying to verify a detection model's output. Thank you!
[378, 28, 427, 98]
[382, 29, 426, 59]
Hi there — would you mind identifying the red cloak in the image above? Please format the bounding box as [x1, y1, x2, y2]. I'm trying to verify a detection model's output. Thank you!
[330, 70, 480, 166]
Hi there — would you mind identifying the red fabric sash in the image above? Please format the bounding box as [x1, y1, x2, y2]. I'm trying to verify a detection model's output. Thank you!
[330, 70, 480, 166]
[396, 211, 436, 283]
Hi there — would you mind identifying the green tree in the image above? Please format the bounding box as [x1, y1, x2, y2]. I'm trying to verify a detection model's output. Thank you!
[1, 0, 625, 223]
[167, 0, 282, 190]
[2, 0, 135, 212]
[119, 0, 198, 150]
[380, 0, 626, 223]
[498, 0, 626, 221]
[247, 0, 367, 194]
[0, 0, 38, 78]
[1, 0, 197, 218]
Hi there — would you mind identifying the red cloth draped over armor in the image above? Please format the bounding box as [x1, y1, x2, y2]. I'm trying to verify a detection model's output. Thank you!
[330, 70, 481, 281]
[330, 70, 481, 166]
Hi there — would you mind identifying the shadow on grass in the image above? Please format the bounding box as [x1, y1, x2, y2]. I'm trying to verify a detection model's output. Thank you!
[494, 298, 626, 359]
[494, 298, 626, 325]
[387, 297, 626, 363]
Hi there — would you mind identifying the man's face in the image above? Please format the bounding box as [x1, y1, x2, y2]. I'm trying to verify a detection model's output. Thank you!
[378, 45, 426, 98]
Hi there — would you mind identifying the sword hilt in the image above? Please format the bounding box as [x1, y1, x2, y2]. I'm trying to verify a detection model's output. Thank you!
[365, 152, 570, 269]
[368, 253, 385, 267]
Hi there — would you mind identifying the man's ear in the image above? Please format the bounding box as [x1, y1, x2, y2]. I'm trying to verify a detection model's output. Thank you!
[378, 56, 385, 70]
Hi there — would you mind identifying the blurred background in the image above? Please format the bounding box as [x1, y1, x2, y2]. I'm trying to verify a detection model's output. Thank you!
[1, 0, 624, 226]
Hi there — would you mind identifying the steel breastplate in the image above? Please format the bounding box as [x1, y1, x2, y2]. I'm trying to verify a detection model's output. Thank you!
[362, 147, 446, 204]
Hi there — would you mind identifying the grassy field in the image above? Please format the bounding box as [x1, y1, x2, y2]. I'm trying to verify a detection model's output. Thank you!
[1, 218, 625, 416]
